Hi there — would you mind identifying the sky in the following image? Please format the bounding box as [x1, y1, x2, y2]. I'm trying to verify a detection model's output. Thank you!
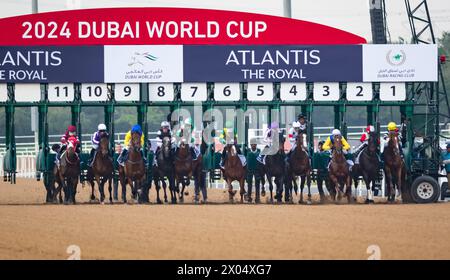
[0, 0, 450, 42]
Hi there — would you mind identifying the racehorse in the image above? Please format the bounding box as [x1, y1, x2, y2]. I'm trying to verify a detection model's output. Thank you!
[259, 133, 286, 203]
[383, 131, 407, 203]
[174, 140, 202, 202]
[328, 134, 352, 203]
[153, 137, 177, 204]
[286, 132, 312, 204]
[55, 138, 80, 204]
[352, 131, 380, 203]
[119, 132, 146, 204]
[87, 136, 114, 204]
[222, 143, 247, 203]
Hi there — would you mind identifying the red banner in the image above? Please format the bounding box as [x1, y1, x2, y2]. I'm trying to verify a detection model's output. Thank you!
[0, 7, 366, 46]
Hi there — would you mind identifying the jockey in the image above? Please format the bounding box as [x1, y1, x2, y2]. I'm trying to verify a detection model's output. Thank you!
[88, 124, 109, 167]
[384, 121, 404, 158]
[175, 118, 200, 160]
[297, 114, 308, 135]
[287, 120, 309, 161]
[322, 129, 354, 171]
[353, 125, 375, 158]
[257, 121, 280, 164]
[156, 121, 174, 149]
[117, 124, 146, 166]
[219, 120, 244, 168]
[57, 125, 80, 161]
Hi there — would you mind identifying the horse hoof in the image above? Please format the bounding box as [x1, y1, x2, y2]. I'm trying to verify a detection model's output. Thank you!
[261, 191, 266, 197]
[157, 199, 162, 204]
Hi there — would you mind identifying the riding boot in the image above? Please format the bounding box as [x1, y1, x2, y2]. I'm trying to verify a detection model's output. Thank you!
[353, 143, 367, 161]
[88, 148, 96, 167]
[190, 147, 197, 160]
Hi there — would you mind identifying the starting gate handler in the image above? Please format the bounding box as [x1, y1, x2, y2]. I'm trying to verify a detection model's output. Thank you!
[316, 141, 331, 196]
[88, 123, 109, 167]
[246, 138, 262, 203]
[441, 143, 450, 184]
[117, 124, 146, 166]
[322, 128, 354, 171]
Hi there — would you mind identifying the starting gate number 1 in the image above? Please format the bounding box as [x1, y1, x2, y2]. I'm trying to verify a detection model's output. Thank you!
[247, 83, 274, 101]
[180, 83, 207, 101]
[48, 84, 75, 102]
[115, 84, 140, 101]
[81, 83, 109, 101]
[280, 83, 307, 101]
[148, 83, 175, 102]
[379, 83, 406, 101]
[313, 83, 340, 101]
[14, 84, 41, 102]
[214, 83, 240, 101]
[0, 84, 7, 102]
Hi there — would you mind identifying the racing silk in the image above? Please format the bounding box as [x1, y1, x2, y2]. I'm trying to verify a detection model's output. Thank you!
[298, 122, 307, 134]
[91, 131, 109, 149]
[263, 128, 276, 145]
[322, 135, 351, 151]
[360, 132, 369, 143]
[219, 128, 238, 144]
[61, 131, 80, 146]
[288, 127, 299, 145]
[124, 130, 144, 148]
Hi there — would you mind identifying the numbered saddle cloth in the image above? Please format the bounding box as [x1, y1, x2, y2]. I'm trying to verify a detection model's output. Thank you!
[238, 154, 247, 167]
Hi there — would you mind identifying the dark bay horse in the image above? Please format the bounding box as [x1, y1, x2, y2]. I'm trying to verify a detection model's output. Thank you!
[87, 136, 114, 204]
[383, 132, 407, 203]
[287, 133, 312, 204]
[328, 135, 352, 203]
[352, 131, 380, 203]
[119, 132, 146, 204]
[260, 134, 286, 203]
[153, 137, 176, 204]
[55, 139, 80, 204]
[174, 140, 202, 202]
[222, 144, 247, 203]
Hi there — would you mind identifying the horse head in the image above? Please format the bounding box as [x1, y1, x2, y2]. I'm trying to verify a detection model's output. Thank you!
[368, 131, 378, 154]
[131, 132, 141, 152]
[388, 131, 400, 155]
[333, 135, 343, 154]
[162, 137, 171, 158]
[99, 135, 109, 156]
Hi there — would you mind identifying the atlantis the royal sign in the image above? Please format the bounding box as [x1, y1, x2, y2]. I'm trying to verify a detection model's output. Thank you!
[183, 45, 363, 82]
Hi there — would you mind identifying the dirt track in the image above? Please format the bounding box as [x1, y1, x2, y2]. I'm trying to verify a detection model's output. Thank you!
[0, 179, 449, 260]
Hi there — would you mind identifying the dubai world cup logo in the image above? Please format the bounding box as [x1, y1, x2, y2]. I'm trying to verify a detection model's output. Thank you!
[128, 52, 158, 67]
[386, 50, 406, 66]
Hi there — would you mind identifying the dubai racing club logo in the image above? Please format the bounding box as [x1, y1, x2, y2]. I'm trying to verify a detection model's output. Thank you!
[386, 49, 406, 66]
[128, 52, 158, 67]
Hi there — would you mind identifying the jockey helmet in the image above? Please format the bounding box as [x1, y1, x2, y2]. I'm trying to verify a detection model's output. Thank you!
[387, 122, 397, 131]
[297, 114, 306, 120]
[292, 121, 301, 128]
[184, 118, 193, 126]
[366, 125, 375, 133]
[131, 124, 142, 135]
[98, 123, 107, 131]
[270, 121, 279, 129]
[68, 125, 76, 133]
[332, 129, 341, 136]
[161, 121, 170, 128]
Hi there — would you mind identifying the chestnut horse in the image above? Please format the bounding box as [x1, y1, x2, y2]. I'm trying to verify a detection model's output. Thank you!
[287, 132, 312, 204]
[87, 136, 114, 204]
[328, 135, 352, 203]
[383, 132, 407, 203]
[174, 140, 202, 203]
[55, 139, 80, 204]
[222, 144, 247, 203]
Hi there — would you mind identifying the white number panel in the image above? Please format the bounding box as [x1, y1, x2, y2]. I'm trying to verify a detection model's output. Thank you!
[181, 83, 207, 101]
[115, 84, 140, 102]
[280, 83, 307, 101]
[346, 83, 373, 101]
[313, 83, 340, 101]
[149, 83, 174, 102]
[14, 84, 41, 102]
[214, 83, 240, 101]
[379, 83, 406, 101]
[0, 84, 7, 102]
[48, 84, 74, 102]
[81, 83, 109, 101]
[247, 83, 273, 101]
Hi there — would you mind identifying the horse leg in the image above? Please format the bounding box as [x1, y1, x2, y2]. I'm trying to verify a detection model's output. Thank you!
[240, 178, 245, 204]
[298, 175, 305, 204]
[329, 173, 342, 203]
[227, 179, 235, 203]
[155, 179, 162, 204]
[268, 176, 274, 203]
[96, 175, 105, 204]
[108, 177, 113, 204]
[345, 176, 352, 204]
[179, 179, 186, 203]
[384, 167, 394, 203]
[276, 176, 283, 203]
[284, 175, 292, 203]
[306, 173, 312, 204]
[395, 167, 403, 202]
